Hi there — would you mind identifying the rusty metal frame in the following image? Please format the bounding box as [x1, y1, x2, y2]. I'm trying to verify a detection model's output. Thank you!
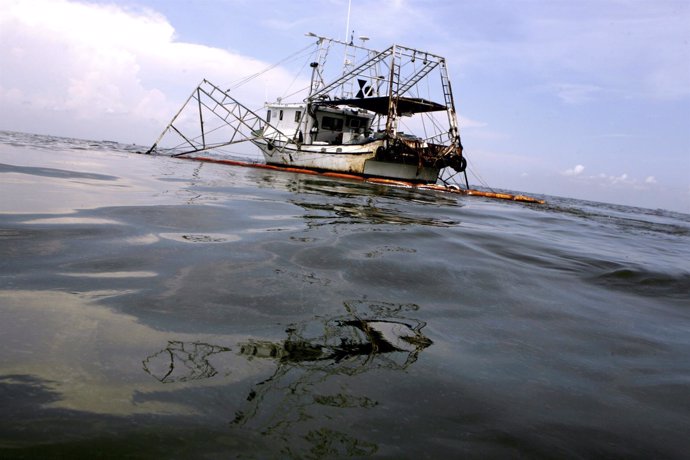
[147, 80, 292, 157]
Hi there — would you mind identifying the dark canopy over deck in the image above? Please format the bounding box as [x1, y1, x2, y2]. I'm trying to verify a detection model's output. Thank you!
[321, 96, 447, 115]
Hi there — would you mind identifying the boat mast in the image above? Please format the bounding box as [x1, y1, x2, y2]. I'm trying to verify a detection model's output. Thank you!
[438, 58, 463, 157]
[341, 0, 355, 98]
[385, 45, 399, 137]
[344, 0, 352, 43]
[305, 34, 331, 98]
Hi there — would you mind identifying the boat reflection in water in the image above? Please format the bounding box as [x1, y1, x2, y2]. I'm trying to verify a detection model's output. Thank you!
[143, 301, 433, 457]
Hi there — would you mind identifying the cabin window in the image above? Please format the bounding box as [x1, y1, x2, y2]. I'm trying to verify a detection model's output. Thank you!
[349, 118, 362, 129]
[279, 110, 284, 121]
[321, 116, 344, 131]
[294, 111, 302, 122]
[266, 110, 271, 123]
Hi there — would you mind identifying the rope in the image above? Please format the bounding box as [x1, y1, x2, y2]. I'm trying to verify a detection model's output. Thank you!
[225, 43, 316, 91]
[282, 57, 311, 99]
[465, 157, 495, 191]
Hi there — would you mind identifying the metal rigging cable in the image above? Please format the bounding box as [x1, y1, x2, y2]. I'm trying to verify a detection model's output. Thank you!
[225, 42, 317, 91]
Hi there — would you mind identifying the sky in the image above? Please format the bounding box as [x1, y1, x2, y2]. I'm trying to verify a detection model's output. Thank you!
[1, 0, 689, 212]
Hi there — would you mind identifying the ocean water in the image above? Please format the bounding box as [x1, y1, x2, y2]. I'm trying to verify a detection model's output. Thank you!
[1, 130, 689, 459]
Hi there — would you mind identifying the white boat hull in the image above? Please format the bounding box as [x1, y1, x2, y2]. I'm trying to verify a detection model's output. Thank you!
[252, 139, 440, 183]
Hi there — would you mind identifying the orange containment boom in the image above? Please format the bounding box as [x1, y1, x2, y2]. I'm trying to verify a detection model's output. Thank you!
[179, 156, 546, 205]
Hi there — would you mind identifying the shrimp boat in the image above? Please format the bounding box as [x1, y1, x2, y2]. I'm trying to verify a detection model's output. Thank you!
[147, 33, 470, 186]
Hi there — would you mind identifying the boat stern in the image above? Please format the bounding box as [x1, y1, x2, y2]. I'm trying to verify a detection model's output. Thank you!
[363, 159, 440, 183]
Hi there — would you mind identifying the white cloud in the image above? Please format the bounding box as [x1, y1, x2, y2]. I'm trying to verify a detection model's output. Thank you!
[563, 164, 585, 176]
[559, 165, 662, 191]
[608, 173, 629, 185]
[567, 170, 662, 190]
[553, 83, 602, 105]
[0, 0, 300, 144]
[458, 115, 488, 129]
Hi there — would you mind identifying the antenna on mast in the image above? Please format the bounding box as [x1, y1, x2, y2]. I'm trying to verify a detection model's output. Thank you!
[344, 0, 352, 41]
